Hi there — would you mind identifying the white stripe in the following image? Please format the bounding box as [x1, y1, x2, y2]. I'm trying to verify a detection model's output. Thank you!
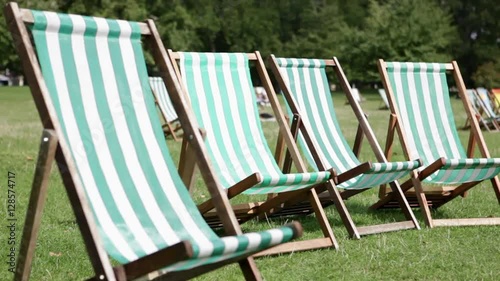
[222, 237, 239, 254]
[244, 233, 262, 251]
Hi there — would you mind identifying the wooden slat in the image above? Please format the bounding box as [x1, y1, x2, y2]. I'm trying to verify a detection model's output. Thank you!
[357, 221, 416, 236]
[337, 162, 372, 184]
[432, 218, 500, 227]
[253, 237, 335, 257]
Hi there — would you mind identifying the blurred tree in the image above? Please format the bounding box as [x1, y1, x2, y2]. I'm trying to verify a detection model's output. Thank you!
[440, 0, 500, 87]
[472, 61, 500, 89]
[0, 0, 59, 73]
[282, 0, 346, 59]
[343, 0, 458, 82]
[2, 0, 498, 87]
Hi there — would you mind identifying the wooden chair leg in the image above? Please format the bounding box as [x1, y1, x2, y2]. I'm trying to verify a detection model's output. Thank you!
[491, 176, 500, 205]
[15, 129, 58, 281]
[325, 180, 360, 239]
[308, 187, 339, 248]
[178, 136, 197, 192]
[466, 130, 476, 158]
[463, 130, 478, 198]
[165, 121, 181, 142]
[387, 181, 420, 228]
[283, 114, 301, 174]
[273, 115, 289, 167]
[379, 113, 397, 198]
[238, 258, 262, 281]
[352, 123, 364, 158]
[410, 171, 433, 228]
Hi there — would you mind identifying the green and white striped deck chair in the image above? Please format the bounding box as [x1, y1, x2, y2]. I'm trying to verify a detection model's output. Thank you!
[167, 50, 340, 251]
[374, 59, 500, 228]
[268, 56, 421, 237]
[6, 3, 302, 280]
[149, 76, 182, 141]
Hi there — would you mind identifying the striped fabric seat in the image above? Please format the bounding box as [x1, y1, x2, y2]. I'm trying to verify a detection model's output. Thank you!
[149, 76, 178, 123]
[29, 10, 297, 274]
[275, 58, 421, 189]
[385, 62, 500, 184]
[177, 53, 331, 195]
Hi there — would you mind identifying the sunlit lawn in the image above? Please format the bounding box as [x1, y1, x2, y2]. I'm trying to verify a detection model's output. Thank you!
[0, 86, 499, 280]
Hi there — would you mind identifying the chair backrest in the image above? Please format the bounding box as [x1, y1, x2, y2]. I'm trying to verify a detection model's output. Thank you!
[29, 10, 221, 263]
[476, 87, 497, 117]
[149, 77, 178, 122]
[384, 62, 467, 165]
[177, 52, 286, 189]
[274, 58, 362, 178]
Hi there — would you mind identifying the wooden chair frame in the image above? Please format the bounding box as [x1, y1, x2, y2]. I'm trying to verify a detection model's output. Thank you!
[6, 2, 292, 280]
[267, 55, 420, 237]
[372, 59, 500, 228]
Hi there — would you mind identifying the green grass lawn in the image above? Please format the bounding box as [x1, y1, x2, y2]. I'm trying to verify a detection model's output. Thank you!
[1, 86, 499, 280]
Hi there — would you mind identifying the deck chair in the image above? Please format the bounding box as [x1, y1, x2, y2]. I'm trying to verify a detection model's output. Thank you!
[166, 50, 345, 251]
[268, 56, 421, 235]
[475, 88, 500, 129]
[464, 89, 500, 131]
[6, 3, 302, 280]
[372, 60, 500, 227]
[378, 88, 390, 109]
[149, 77, 182, 141]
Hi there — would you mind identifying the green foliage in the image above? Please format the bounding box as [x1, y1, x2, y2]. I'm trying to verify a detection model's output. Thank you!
[472, 61, 500, 88]
[345, 0, 458, 81]
[0, 0, 497, 85]
[441, 0, 500, 86]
